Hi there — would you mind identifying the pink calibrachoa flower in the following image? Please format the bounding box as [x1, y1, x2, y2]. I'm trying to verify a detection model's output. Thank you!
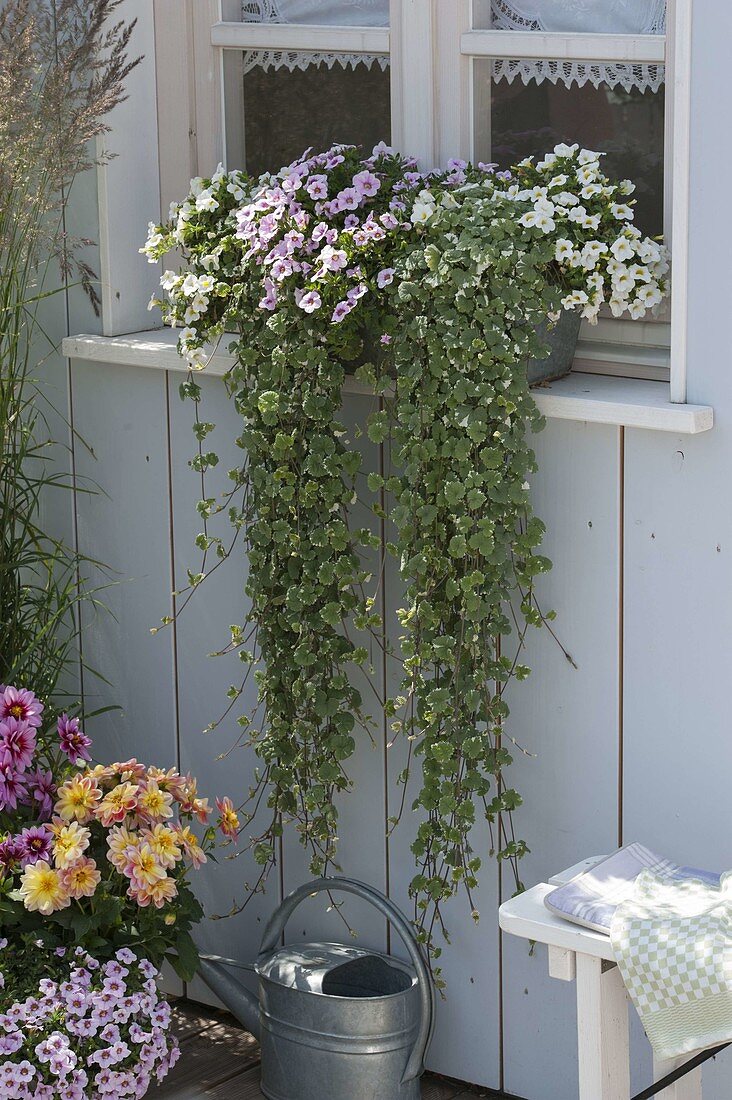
[258, 277, 277, 311]
[376, 267, 395, 289]
[0, 948, 181, 1099]
[296, 289, 322, 314]
[331, 300, 353, 324]
[57, 715, 92, 765]
[352, 169, 381, 197]
[0, 685, 44, 728]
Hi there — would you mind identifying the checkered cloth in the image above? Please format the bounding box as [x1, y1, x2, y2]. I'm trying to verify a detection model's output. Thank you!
[610, 869, 732, 1060]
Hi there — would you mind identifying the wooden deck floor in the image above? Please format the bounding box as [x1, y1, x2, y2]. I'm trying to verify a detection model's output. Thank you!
[163, 1002, 509, 1099]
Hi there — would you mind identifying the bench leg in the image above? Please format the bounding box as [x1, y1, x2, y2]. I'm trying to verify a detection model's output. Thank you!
[653, 1055, 702, 1100]
[576, 954, 630, 1100]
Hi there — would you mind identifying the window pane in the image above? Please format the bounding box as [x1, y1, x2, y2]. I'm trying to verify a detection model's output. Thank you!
[472, 0, 665, 34]
[473, 60, 665, 237]
[241, 0, 388, 29]
[226, 59, 391, 178]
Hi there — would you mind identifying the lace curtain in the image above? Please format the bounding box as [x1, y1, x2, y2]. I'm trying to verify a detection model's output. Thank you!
[241, 0, 390, 73]
[491, 0, 666, 92]
[241, 0, 665, 91]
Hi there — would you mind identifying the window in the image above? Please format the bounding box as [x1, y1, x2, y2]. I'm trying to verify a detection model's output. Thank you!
[152, 0, 691, 401]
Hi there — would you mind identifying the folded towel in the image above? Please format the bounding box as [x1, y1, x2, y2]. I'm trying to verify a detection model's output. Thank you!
[544, 842, 720, 934]
[610, 869, 732, 1061]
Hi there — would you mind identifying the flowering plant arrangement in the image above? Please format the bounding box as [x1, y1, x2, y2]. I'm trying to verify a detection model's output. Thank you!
[0, 942, 179, 1098]
[142, 142, 668, 973]
[0, 684, 239, 981]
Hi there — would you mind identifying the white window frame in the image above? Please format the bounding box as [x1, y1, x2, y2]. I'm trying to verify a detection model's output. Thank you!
[149, 0, 691, 403]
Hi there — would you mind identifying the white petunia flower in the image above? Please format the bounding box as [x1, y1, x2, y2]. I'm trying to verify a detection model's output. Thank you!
[618, 180, 636, 196]
[610, 237, 636, 261]
[181, 273, 199, 297]
[561, 290, 589, 309]
[580, 240, 608, 269]
[581, 183, 603, 199]
[578, 148, 602, 165]
[627, 300, 647, 320]
[554, 142, 579, 157]
[411, 201, 436, 225]
[548, 174, 568, 189]
[555, 191, 580, 207]
[554, 239, 575, 263]
[610, 203, 634, 221]
[637, 284, 664, 308]
[576, 164, 600, 185]
[196, 274, 216, 294]
[629, 264, 651, 283]
[613, 271, 636, 295]
[534, 197, 556, 217]
[161, 270, 178, 291]
[609, 296, 629, 317]
[189, 177, 204, 197]
[536, 153, 558, 170]
[534, 213, 556, 232]
[196, 189, 219, 213]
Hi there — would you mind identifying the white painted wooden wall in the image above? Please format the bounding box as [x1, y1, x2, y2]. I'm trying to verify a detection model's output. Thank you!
[41, 0, 732, 1096]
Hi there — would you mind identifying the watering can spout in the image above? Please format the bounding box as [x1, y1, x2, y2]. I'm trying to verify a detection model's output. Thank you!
[198, 957, 261, 1040]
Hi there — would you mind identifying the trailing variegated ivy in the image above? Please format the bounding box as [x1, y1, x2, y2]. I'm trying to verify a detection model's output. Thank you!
[143, 144, 668, 964]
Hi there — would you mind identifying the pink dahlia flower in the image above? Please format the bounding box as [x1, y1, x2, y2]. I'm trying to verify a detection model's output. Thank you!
[0, 718, 36, 772]
[57, 714, 92, 765]
[0, 685, 44, 728]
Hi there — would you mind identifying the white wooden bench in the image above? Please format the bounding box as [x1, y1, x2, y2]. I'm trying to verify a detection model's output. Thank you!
[498, 859, 703, 1100]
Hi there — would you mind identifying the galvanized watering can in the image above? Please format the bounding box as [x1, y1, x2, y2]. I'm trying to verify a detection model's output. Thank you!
[199, 877, 435, 1100]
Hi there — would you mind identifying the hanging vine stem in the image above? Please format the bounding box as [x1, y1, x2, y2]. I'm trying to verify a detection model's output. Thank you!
[143, 144, 669, 976]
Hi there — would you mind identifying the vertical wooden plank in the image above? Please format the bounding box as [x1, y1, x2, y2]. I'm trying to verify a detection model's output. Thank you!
[623, 427, 732, 1100]
[154, 0, 197, 215]
[389, 0, 436, 168]
[191, 0, 225, 176]
[70, 362, 177, 764]
[625, 0, 732, 1091]
[280, 392, 389, 953]
[96, 1, 161, 335]
[166, 370, 280, 1007]
[501, 419, 622, 1100]
[433, 0, 472, 165]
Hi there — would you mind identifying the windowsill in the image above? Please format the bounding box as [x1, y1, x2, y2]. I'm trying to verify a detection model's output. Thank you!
[62, 329, 714, 435]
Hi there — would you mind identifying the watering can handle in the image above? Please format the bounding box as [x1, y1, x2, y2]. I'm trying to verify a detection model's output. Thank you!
[257, 877, 435, 1084]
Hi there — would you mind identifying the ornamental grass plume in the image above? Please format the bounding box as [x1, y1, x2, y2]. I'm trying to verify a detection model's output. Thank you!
[0, 1, 140, 699]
